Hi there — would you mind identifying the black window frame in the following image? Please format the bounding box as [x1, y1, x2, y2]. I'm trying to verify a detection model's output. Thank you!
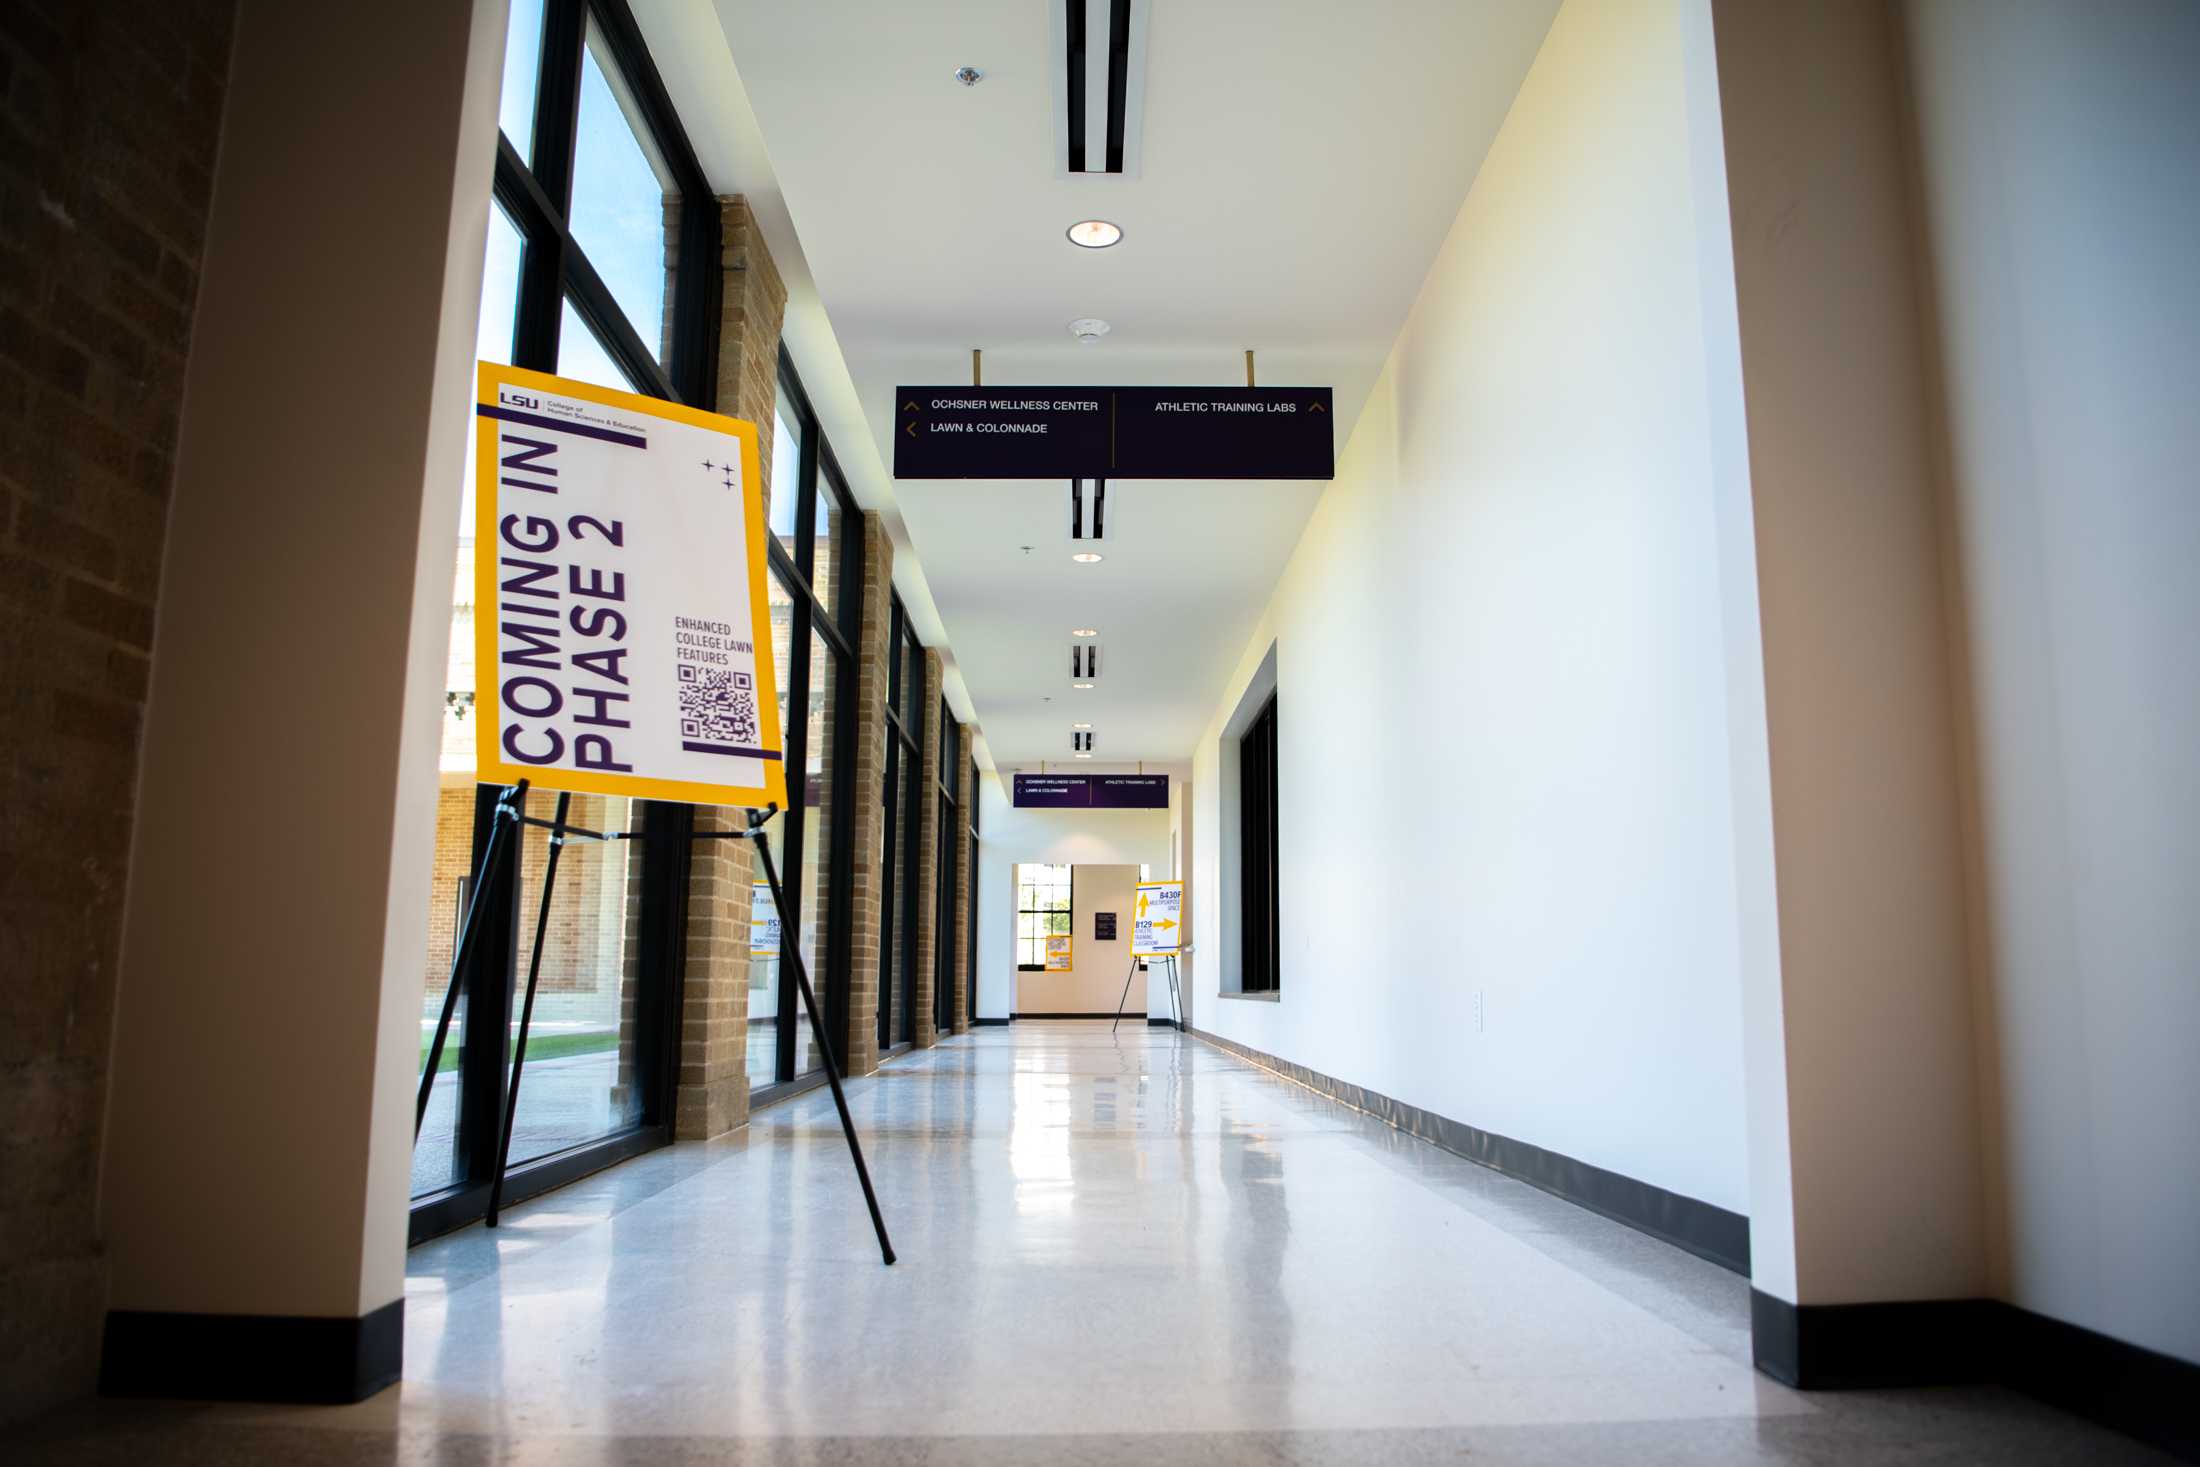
[934, 697, 960, 1034]
[1239, 693, 1281, 995]
[412, 0, 717, 1244]
[965, 763, 980, 1025]
[877, 597, 926, 1053]
[750, 346, 862, 1102]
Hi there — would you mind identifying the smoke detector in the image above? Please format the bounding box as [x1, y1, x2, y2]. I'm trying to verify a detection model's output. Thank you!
[954, 66, 984, 86]
[1069, 317, 1110, 345]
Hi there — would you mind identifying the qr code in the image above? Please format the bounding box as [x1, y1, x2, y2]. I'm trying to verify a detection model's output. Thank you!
[677, 664, 759, 747]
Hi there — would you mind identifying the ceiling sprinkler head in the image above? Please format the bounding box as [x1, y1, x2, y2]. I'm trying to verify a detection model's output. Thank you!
[1069, 317, 1111, 345]
[954, 65, 984, 87]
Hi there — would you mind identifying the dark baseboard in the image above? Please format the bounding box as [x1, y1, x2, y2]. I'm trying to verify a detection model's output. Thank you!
[1147, 1017, 1181, 1027]
[1749, 1291, 2000, 1389]
[970, 1016, 1011, 1026]
[100, 1298, 402, 1403]
[1753, 1291, 2199, 1461]
[1011, 1011, 1142, 1020]
[2000, 1303, 2200, 1462]
[1185, 1025, 1750, 1276]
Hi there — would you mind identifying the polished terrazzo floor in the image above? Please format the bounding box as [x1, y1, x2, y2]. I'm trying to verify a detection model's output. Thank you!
[13, 1023, 2177, 1464]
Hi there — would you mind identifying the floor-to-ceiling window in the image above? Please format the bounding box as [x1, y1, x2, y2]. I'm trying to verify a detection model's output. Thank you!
[412, 0, 716, 1241]
[935, 698, 960, 1034]
[877, 600, 925, 1053]
[965, 766, 980, 1025]
[745, 349, 860, 1098]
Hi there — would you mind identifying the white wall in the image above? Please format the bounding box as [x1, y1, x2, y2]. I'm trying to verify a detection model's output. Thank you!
[1013, 865, 1146, 1015]
[1191, 0, 1753, 1215]
[974, 770, 1174, 1020]
[1901, 0, 2200, 1365]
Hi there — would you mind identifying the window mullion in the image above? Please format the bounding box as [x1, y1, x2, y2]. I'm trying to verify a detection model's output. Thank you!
[531, 0, 589, 216]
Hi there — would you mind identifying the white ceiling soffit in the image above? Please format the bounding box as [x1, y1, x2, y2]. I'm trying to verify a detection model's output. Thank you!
[656, 1, 1559, 767]
[629, 0, 986, 744]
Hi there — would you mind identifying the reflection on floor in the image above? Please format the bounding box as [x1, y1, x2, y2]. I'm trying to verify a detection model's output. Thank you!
[12, 1023, 2178, 1464]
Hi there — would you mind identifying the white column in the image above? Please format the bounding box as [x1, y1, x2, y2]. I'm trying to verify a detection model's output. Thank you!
[99, 0, 506, 1398]
[1703, 0, 1988, 1354]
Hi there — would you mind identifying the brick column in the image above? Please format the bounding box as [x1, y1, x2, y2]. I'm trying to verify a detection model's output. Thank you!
[911, 649, 945, 1046]
[836, 514, 894, 1074]
[670, 196, 784, 1137]
[951, 726, 975, 1034]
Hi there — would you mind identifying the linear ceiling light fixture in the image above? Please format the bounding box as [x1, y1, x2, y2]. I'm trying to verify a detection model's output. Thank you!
[1069, 478, 1107, 538]
[1056, 0, 1148, 177]
[1072, 551, 1103, 563]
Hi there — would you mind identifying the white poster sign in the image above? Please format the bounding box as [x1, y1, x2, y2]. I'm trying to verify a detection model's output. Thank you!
[474, 362, 786, 808]
[750, 881, 781, 958]
[1133, 880, 1184, 957]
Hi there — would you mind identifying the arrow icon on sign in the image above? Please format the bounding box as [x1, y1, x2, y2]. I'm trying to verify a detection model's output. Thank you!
[1154, 919, 1177, 931]
[906, 420, 917, 438]
[1137, 894, 1148, 917]
[1309, 401, 1326, 413]
[903, 401, 918, 412]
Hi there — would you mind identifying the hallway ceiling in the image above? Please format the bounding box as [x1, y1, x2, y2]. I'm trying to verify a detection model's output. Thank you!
[702, 0, 1558, 764]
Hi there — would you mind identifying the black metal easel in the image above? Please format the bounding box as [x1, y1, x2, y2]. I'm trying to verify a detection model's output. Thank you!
[1110, 951, 1182, 1034]
[417, 788, 895, 1264]
[416, 779, 529, 1140]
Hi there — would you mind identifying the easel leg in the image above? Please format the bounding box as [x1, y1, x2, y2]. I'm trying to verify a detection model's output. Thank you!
[1111, 953, 1140, 1035]
[487, 790, 569, 1227]
[417, 780, 527, 1141]
[1167, 954, 1183, 1029]
[750, 810, 896, 1265]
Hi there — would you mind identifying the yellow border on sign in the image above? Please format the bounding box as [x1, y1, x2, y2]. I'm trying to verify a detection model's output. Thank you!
[473, 361, 788, 810]
[1133, 880, 1185, 955]
[1044, 930, 1074, 971]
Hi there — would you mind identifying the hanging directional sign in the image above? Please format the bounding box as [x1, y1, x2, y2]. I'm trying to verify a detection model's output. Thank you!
[1133, 880, 1184, 957]
[1012, 773, 1168, 808]
[894, 385, 1333, 480]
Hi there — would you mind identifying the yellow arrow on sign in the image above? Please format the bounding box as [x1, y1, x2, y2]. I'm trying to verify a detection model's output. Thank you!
[905, 420, 917, 437]
[1154, 918, 1177, 931]
[1309, 401, 1326, 413]
[903, 401, 919, 412]
[1137, 894, 1148, 917]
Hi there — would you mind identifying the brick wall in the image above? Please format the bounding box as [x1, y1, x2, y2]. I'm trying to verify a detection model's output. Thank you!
[0, 0, 235, 1426]
[423, 786, 628, 999]
[838, 514, 893, 1074]
[674, 196, 785, 1138]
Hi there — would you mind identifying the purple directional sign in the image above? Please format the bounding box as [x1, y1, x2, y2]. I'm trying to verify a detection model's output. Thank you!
[1012, 774, 1168, 809]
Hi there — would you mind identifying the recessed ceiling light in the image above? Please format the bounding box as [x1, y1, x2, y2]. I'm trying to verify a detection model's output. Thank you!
[1073, 723, 1092, 729]
[1073, 682, 1094, 689]
[1066, 220, 1122, 249]
[1071, 628, 1098, 637]
[1071, 552, 1103, 563]
[1074, 752, 1093, 758]
[954, 65, 984, 86]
